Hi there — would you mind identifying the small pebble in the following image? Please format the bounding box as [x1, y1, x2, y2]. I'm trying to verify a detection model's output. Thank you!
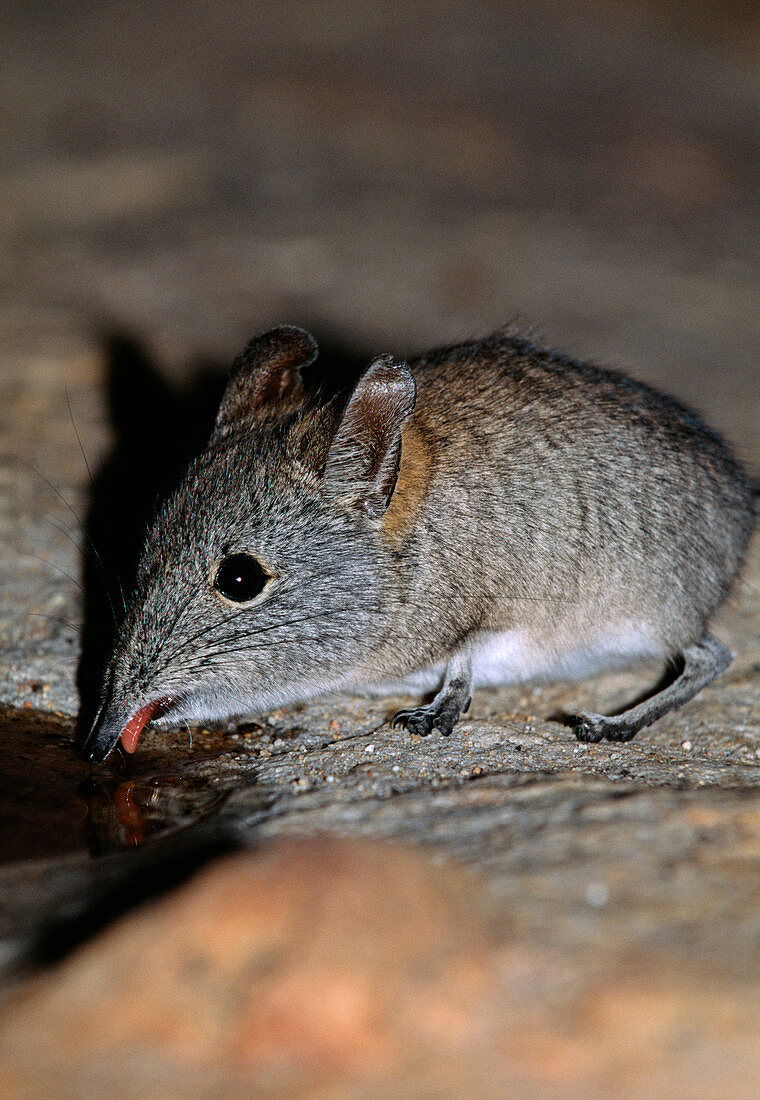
[681, 740, 692, 751]
[585, 882, 609, 907]
[365, 743, 375, 754]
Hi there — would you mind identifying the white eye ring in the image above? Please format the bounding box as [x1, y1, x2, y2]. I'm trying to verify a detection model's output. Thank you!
[212, 553, 272, 604]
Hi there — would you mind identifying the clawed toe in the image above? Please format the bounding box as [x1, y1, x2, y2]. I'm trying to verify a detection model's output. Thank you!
[392, 707, 436, 736]
[572, 712, 637, 743]
[573, 713, 604, 743]
[434, 710, 456, 736]
[392, 704, 459, 737]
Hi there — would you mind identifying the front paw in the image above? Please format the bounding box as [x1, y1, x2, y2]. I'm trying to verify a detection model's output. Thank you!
[392, 707, 436, 737]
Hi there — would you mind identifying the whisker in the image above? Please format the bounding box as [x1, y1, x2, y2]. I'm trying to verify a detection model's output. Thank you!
[26, 612, 82, 636]
[66, 386, 128, 617]
[22, 654, 80, 676]
[23, 554, 87, 599]
[40, 513, 124, 615]
[177, 643, 343, 668]
[192, 609, 339, 648]
[157, 606, 330, 671]
[15, 456, 119, 626]
[160, 602, 253, 661]
[149, 620, 349, 683]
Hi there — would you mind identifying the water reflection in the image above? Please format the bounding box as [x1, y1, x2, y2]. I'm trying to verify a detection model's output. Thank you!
[0, 705, 249, 861]
[80, 776, 230, 854]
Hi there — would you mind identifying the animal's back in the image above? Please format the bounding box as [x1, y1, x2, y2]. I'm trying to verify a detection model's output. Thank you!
[395, 331, 754, 669]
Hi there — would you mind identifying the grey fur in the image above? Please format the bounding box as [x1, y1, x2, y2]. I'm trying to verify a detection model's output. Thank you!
[82, 326, 756, 762]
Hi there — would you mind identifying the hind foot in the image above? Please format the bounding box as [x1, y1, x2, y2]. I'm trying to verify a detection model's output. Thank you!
[571, 635, 732, 743]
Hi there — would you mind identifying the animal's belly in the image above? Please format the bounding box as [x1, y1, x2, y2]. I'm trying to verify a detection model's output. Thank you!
[364, 622, 662, 698]
[469, 624, 661, 688]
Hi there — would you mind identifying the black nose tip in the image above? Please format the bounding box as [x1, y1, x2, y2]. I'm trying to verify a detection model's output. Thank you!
[79, 702, 122, 763]
[81, 730, 120, 763]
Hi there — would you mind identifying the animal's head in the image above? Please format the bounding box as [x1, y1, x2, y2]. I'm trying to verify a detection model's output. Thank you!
[82, 326, 416, 761]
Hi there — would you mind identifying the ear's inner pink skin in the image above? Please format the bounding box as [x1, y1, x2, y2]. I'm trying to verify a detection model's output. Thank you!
[120, 701, 162, 753]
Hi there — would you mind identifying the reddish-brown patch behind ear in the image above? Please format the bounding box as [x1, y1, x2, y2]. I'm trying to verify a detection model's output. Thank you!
[323, 355, 417, 519]
[381, 422, 433, 547]
[216, 326, 318, 427]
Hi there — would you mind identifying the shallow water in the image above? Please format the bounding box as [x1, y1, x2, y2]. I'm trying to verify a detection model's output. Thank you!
[0, 706, 246, 860]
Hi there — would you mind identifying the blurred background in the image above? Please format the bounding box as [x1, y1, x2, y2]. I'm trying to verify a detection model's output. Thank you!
[2, 7, 760, 1093]
[2, 0, 760, 473]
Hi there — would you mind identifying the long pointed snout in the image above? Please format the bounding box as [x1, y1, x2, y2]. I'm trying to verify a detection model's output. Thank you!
[80, 697, 162, 763]
[80, 698, 125, 763]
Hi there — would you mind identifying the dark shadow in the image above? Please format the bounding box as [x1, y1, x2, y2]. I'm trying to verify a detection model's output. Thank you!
[75, 333, 225, 735]
[76, 326, 368, 742]
[299, 332, 368, 399]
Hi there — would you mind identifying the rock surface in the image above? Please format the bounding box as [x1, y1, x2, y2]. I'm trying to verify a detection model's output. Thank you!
[1, 0, 760, 1095]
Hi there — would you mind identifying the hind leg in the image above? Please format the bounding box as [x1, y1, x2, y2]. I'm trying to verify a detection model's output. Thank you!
[392, 650, 472, 737]
[573, 634, 732, 743]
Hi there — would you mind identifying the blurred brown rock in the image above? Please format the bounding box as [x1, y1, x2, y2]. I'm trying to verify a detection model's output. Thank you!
[0, 839, 502, 1096]
[2, 836, 760, 1098]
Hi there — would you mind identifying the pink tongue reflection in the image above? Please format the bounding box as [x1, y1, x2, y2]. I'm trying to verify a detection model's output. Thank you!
[120, 701, 161, 754]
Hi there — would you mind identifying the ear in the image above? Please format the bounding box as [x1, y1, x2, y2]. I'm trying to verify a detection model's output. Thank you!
[215, 325, 318, 428]
[323, 355, 417, 519]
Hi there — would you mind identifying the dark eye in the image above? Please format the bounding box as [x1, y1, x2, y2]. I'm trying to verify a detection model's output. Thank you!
[213, 553, 270, 603]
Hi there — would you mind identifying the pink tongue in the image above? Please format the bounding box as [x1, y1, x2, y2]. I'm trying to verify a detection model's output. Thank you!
[120, 701, 160, 754]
